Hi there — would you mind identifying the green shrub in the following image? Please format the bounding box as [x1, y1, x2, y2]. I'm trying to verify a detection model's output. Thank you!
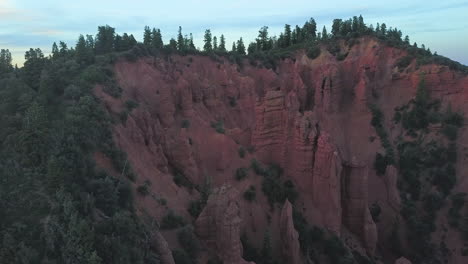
[336, 52, 348, 61]
[238, 147, 246, 158]
[243, 186, 256, 202]
[374, 153, 388, 175]
[228, 96, 237, 107]
[441, 124, 458, 141]
[235, 167, 248, 181]
[172, 249, 192, 264]
[210, 120, 225, 134]
[181, 119, 190, 128]
[161, 211, 186, 229]
[125, 99, 139, 111]
[177, 226, 200, 259]
[173, 172, 193, 189]
[396, 56, 413, 69]
[119, 110, 129, 123]
[250, 159, 266, 175]
[137, 183, 150, 196]
[187, 199, 205, 218]
[370, 203, 381, 222]
[307, 46, 321, 59]
[448, 193, 466, 227]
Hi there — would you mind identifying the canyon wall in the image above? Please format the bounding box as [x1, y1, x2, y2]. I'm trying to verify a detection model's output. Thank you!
[95, 37, 468, 263]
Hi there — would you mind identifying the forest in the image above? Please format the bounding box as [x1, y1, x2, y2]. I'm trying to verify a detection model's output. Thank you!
[0, 15, 467, 264]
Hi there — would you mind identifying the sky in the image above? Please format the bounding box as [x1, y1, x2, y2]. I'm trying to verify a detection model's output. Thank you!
[1, 0, 467, 66]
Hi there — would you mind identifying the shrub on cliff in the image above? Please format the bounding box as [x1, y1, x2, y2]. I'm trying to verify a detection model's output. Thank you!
[243, 186, 256, 202]
[235, 167, 248, 181]
[161, 211, 186, 229]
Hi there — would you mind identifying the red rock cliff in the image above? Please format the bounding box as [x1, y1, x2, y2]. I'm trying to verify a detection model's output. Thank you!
[95, 36, 468, 263]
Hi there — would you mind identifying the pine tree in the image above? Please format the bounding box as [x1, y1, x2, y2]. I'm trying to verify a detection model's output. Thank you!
[0, 49, 13, 74]
[284, 24, 291, 47]
[152, 28, 163, 49]
[177, 26, 185, 51]
[237, 38, 246, 55]
[169, 38, 177, 51]
[203, 29, 212, 52]
[143, 26, 152, 46]
[52, 42, 59, 58]
[219, 34, 226, 52]
[213, 36, 218, 51]
[59, 41, 68, 56]
[247, 42, 256, 54]
[404, 35, 410, 45]
[381, 23, 387, 35]
[256, 26, 270, 51]
[95, 25, 115, 54]
[232, 42, 237, 52]
[189, 33, 196, 50]
[358, 15, 365, 32]
[75, 34, 93, 65]
[322, 26, 328, 40]
[292, 28, 298, 44]
[332, 19, 342, 36]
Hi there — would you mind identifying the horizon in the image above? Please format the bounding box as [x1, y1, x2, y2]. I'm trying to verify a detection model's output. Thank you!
[1, 0, 468, 66]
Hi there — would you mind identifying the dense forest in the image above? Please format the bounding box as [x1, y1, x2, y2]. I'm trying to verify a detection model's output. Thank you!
[0, 15, 467, 264]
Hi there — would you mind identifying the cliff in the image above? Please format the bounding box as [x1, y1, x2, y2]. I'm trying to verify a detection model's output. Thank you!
[94, 36, 468, 264]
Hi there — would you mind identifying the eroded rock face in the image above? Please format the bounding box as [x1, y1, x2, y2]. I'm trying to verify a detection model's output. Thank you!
[194, 185, 251, 264]
[342, 163, 377, 254]
[152, 230, 175, 264]
[280, 200, 303, 264]
[395, 257, 412, 264]
[94, 36, 468, 264]
[312, 132, 343, 234]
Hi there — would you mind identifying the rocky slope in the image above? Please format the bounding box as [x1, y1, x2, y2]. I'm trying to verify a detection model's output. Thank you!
[94, 36, 468, 264]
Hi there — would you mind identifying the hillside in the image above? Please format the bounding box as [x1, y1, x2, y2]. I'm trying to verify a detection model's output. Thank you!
[1, 18, 468, 264]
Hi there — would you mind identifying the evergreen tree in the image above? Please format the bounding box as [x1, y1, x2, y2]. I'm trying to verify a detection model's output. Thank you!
[203, 29, 213, 52]
[213, 36, 218, 51]
[86, 35, 95, 50]
[75, 35, 93, 65]
[237, 38, 246, 55]
[303, 18, 317, 40]
[189, 33, 196, 50]
[381, 23, 387, 35]
[404, 35, 410, 45]
[95, 25, 115, 54]
[0, 49, 13, 74]
[23, 48, 45, 90]
[232, 42, 236, 52]
[114, 34, 123, 51]
[169, 38, 177, 51]
[322, 26, 328, 40]
[352, 16, 359, 32]
[256, 26, 270, 51]
[52, 42, 59, 58]
[332, 19, 342, 36]
[177, 26, 185, 51]
[143, 26, 152, 46]
[219, 34, 226, 52]
[152, 28, 163, 49]
[292, 27, 298, 44]
[59, 41, 68, 56]
[284, 24, 291, 47]
[247, 42, 256, 54]
[358, 15, 365, 32]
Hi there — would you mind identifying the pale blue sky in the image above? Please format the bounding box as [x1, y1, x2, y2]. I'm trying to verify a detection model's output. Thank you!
[1, 0, 467, 65]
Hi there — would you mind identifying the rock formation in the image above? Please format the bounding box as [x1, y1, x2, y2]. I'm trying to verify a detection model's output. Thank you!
[194, 185, 251, 264]
[94, 36, 468, 264]
[280, 200, 303, 264]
